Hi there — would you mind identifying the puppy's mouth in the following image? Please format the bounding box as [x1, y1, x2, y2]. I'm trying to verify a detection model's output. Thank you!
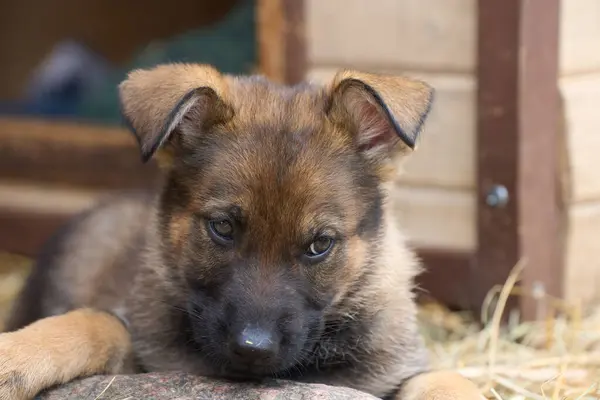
[212, 337, 319, 381]
[219, 365, 277, 381]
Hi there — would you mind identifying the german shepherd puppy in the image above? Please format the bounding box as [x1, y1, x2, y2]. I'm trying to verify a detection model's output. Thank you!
[0, 64, 482, 400]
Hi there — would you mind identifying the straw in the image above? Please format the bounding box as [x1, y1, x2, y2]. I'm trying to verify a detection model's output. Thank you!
[420, 260, 600, 400]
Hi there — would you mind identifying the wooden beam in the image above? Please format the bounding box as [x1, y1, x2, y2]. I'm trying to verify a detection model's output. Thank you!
[475, 0, 562, 320]
[256, 0, 307, 84]
[0, 117, 160, 190]
[0, 209, 70, 257]
[416, 249, 474, 311]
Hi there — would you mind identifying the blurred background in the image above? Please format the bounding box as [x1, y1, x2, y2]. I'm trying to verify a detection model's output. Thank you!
[0, 0, 598, 328]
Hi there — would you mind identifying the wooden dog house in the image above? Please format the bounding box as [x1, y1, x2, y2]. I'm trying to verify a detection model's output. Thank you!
[305, 0, 600, 318]
[0, 0, 597, 319]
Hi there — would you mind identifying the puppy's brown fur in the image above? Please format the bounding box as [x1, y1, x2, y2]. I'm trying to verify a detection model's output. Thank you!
[0, 64, 482, 400]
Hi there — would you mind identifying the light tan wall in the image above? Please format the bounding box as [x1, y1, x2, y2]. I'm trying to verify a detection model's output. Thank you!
[0, 182, 99, 215]
[306, 0, 477, 251]
[559, 0, 600, 305]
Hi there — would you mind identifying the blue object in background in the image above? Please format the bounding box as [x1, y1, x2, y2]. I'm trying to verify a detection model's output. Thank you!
[23, 40, 111, 117]
[0, 0, 256, 127]
[0, 41, 110, 119]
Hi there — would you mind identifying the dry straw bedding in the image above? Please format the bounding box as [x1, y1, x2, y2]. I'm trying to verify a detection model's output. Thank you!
[1, 254, 599, 399]
[421, 259, 600, 399]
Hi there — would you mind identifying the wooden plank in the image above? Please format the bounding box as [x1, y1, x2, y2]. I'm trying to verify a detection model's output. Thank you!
[416, 249, 474, 310]
[0, 117, 161, 190]
[257, 0, 307, 84]
[517, 0, 563, 319]
[565, 201, 600, 306]
[0, 209, 71, 257]
[475, 0, 562, 319]
[306, 0, 476, 73]
[560, 73, 600, 202]
[393, 185, 475, 251]
[0, 182, 101, 214]
[559, 0, 600, 76]
[564, 201, 600, 308]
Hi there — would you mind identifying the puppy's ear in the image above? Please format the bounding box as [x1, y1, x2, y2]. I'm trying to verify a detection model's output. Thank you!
[118, 63, 232, 163]
[327, 70, 434, 167]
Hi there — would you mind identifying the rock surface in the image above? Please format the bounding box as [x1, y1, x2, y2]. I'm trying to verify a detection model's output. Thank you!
[37, 372, 380, 400]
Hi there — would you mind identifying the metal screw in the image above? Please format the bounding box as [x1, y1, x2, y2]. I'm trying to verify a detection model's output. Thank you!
[486, 185, 509, 208]
[532, 281, 546, 299]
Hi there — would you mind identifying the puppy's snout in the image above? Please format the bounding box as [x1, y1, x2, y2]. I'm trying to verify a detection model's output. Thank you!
[229, 325, 280, 364]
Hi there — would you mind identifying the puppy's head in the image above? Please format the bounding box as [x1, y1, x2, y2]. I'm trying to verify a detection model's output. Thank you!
[119, 64, 433, 378]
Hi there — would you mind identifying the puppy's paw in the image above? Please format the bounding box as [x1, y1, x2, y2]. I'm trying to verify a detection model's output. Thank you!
[0, 334, 33, 400]
[399, 371, 484, 400]
[0, 371, 28, 400]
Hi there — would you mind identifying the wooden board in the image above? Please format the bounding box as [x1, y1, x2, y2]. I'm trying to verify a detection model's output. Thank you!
[565, 201, 600, 305]
[559, 0, 600, 76]
[0, 117, 161, 190]
[416, 249, 473, 310]
[0, 182, 101, 214]
[393, 185, 475, 251]
[306, 0, 476, 72]
[257, 0, 307, 84]
[0, 209, 73, 257]
[475, 0, 562, 319]
[561, 73, 600, 202]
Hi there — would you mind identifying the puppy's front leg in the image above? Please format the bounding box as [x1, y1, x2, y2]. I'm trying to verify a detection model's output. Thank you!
[397, 371, 484, 400]
[0, 308, 131, 400]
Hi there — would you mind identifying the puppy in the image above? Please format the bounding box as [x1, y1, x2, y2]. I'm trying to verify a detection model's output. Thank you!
[0, 64, 482, 400]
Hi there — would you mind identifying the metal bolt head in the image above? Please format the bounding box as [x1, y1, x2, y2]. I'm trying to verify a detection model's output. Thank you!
[486, 185, 509, 208]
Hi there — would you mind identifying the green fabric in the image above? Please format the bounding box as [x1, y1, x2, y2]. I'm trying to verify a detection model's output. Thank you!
[76, 0, 256, 126]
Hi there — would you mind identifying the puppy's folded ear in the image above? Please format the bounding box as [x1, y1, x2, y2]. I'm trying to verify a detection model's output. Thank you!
[118, 63, 233, 163]
[327, 70, 434, 168]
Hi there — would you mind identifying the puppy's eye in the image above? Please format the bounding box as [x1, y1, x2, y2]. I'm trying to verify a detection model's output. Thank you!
[207, 219, 234, 245]
[305, 236, 334, 260]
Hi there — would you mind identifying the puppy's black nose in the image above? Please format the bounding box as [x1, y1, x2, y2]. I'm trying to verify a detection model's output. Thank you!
[229, 326, 279, 363]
